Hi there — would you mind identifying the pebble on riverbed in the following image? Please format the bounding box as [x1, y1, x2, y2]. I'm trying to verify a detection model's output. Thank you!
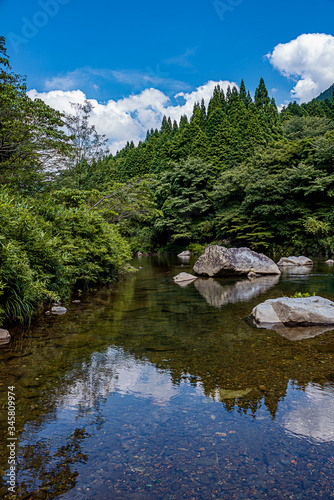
[0, 328, 11, 345]
[51, 306, 67, 315]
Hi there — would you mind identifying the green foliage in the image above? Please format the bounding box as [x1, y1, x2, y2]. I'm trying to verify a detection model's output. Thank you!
[0, 188, 131, 323]
[316, 84, 334, 103]
[187, 242, 206, 256]
[287, 292, 315, 298]
[283, 116, 334, 141]
[280, 95, 334, 121]
[154, 158, 215, 246]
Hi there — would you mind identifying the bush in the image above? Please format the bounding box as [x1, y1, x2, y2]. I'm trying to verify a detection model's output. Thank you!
[0, 188, 131, 323]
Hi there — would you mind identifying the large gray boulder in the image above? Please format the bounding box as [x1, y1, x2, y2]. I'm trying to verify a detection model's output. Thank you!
[193, 246, 280, 277]
[277, 256, 313, 266]
[252, 296, 334, 327]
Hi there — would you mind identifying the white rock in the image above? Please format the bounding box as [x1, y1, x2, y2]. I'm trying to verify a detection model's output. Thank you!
[252, 296, 334, 326]
[325, 259, 334, 264]
[0, 328, 11, 345]
[277, 256, 313, 266]
[173, 272, 198, 284]
[51, 306, 67, 316]
[178, 250, 191, 257]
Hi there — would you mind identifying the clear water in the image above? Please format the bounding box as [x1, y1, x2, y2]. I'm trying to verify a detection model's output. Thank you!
[1, 256, 334, 499]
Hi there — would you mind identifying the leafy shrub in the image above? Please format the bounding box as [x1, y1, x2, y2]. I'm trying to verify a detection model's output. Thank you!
[0, 188, 131, 323]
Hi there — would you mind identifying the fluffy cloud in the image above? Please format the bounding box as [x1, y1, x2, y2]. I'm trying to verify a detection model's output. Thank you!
[267, 33, 334, 102]
[28, 80, 236, 154]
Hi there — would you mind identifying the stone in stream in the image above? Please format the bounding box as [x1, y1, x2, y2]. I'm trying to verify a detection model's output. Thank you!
[173, 272, 198, 286]
[217, 387, 253, 400]
[193, 246, 280, 277]
[51, 305, 67, 316]
[251, 296, 334, 339]
[277, 256, 313, 266]
[325, 259, 334, 264]
[177, 250, 191, 257]
[0, 328, 11, 345]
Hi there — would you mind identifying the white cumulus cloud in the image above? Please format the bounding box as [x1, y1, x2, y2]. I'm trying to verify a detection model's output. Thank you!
[267, 33, 334, 102]
[28, 80, 236, 154]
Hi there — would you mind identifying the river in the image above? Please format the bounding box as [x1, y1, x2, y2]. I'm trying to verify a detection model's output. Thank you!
[1, 256, 334, 499]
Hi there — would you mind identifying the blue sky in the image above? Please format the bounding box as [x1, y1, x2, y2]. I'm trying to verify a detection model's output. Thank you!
[1, 0, 334, 151]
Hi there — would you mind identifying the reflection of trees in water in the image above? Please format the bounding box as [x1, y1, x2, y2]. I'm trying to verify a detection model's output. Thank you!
[3, 428, 89, 499]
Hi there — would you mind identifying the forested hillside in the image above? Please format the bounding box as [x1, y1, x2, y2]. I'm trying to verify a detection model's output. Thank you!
[1, 32, 334, 323]
[316, 83, 334, 102]
[65, 78, 334, 257]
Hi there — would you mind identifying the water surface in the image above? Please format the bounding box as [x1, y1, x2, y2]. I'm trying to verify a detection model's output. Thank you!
[1, 257, 334, 499]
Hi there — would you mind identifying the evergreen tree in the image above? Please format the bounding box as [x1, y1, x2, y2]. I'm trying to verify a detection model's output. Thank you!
[179, 115, 189, 129]
[239, 79, 248, 107]
[207, 85, 222, 118]
[254, 77, 270, 110]
[200, 98, 207, 128]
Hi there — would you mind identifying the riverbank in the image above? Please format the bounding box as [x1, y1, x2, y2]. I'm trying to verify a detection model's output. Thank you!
[0, 189, 132, 327]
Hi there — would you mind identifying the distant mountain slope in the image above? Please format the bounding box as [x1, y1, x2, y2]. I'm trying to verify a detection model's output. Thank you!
[316, 84, 334, 102]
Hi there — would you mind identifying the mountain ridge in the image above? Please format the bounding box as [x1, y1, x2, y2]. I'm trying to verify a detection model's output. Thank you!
[316, 83, 334, 102]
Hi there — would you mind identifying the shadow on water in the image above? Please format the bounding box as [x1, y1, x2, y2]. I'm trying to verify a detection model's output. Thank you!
[1, 256, 334, 498]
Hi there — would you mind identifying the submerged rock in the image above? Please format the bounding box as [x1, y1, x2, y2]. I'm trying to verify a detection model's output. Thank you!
[252, 296, 334, 331]
[51, 306, 67, 316]
[0, 328, 11, 345]
[217, 387, 253, 400]
[277, 256, 313, 266]
[193, 245, 280, 277]
[173, 272, 198, 285]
